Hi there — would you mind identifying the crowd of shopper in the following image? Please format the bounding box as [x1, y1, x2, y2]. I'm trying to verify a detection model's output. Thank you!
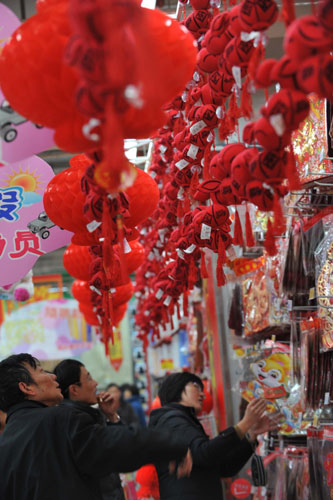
[0, 353, 278, 500]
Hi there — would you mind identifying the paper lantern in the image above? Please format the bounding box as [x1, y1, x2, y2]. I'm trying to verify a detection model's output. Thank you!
[63, 244, 92, 281]
[124, 169, 160, 227]
[124, 240, 145, 273]
[112, 282, 134, 307]
[72, 280, 92, 304]
[0, 2, 97, 153]
[44, 154, 99, 245]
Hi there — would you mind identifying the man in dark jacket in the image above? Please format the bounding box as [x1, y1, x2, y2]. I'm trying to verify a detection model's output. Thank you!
[54, 359, 126, 500]
[149, 372, 277, 500]
[0, 354, 192, 500]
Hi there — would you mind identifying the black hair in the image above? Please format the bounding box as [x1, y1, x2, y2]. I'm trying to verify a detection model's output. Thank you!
[53, 359, 83, 399]
[121, 383, 139, 396]
[106, 382, 120, 391]
[158, 372, 203, 406]
[0, 354, 39, 411]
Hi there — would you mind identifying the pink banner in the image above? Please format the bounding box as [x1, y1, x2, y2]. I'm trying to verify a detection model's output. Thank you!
[0, 155, 72, 286]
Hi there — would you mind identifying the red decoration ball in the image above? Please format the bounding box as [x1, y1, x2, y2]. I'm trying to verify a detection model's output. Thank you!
[284, 15, 332, 62]
[197, 48, 219, 73]
[239, 0, 279, 32]
[296, 54, 333, 100]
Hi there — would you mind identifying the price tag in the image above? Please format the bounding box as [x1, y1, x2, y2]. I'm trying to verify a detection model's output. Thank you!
[123, 238, 131, 254]
[86, 220, 102, 232]
[163, 296, 172, 306]
[175, 159, 189, 170]
[184, 244, 196, 254]
[190, 120, 206, 135]
[324, 392, 330, 405]
[155, 289, 164, 300]
[187, 144, 199, 159]
[309, 287, 315, 300]
[200, 223, 212, 240]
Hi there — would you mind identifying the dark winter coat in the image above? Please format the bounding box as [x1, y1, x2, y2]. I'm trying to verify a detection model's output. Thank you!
[60, 399, 125, 500]
[126, 395, 147, 427]
[149, 403, 255, 500]
[0, 400, 188, 500]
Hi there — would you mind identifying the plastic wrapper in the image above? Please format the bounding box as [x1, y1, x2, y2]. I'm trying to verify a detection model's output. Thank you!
[242, 269, 270, 337]
[273, 446, 309, 500]
[315, 224, 333, 351]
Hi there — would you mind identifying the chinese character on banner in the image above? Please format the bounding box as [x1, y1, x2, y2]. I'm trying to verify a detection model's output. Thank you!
[0, 156, 72, 286]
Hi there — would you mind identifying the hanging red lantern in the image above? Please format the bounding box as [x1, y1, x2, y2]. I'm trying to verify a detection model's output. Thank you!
[114, 240, 145, 274]
[113, 302, 128, 325]
[44, 154, 99, 245]
[124, 169, 160, 227]
[0, 1, 97, 153]
[71, 280, 91, 304]
[63, 244, 92, 281]
[111, 282, 134, 308]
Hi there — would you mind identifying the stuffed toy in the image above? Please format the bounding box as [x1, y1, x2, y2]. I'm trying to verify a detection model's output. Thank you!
[0, 270, 34, 302]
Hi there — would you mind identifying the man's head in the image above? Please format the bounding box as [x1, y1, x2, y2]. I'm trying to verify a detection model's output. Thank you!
[0, 353, 63, 411]
[105, 383, 122, 405]
[54, 359, 98, 405]
[158, 372, 204, 414]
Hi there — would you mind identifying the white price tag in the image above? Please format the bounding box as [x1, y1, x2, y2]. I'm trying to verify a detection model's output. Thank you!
[155, 289, 164, 300]
[175, 159, 189, 170]
[177, 249, 185, 260]
[86, 220, 102, 233]
[163, 295, 172, 306]
[123, 238, 131, 254]
[325, 392, 330, 405]
[187, 144, 199, 159]
[200, 223, 212, 240]
[160, 145, 167, 154]
[184, 244, 196, 254]
[232, 66, 242, 89]
[190, 120, 206, 135]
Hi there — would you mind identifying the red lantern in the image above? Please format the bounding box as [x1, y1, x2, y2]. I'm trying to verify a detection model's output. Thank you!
[71, 280, 91, 304]
[63, 244, 92, 281]
[124, 240, 145, 273]
[124, 169, 160, 227]
[113, 302, 128, 325]
[111, 282, 134, 307]
[44, 154, 99, 245]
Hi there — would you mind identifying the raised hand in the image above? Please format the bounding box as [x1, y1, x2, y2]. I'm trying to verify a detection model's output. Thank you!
[97, 391, 119, 422]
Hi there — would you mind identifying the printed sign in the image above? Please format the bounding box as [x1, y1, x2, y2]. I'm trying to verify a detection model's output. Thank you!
[0, 155, 72, 286]
[0, 3, 54, 164]
[231, 478, 252, 499]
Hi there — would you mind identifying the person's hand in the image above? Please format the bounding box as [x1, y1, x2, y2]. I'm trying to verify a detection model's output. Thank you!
[236, 398, 267, 435]
[168, 449, 192, 478]
[97, 391, 119, 421]
[248, 411, 282, 440]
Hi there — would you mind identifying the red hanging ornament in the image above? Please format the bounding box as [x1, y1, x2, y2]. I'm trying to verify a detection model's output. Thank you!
[63, 244, 92, 281]
[245, 205, 255, 247]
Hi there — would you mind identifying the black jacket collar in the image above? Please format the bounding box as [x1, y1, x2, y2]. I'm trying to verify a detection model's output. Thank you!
[6, 400, 47, 421]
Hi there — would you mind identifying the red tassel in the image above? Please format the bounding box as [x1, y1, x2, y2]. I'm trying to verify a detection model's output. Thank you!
[203, 145, 213, 180]
[280, 0, 295, 26]
[240, 77, 253, 119]
[233, 209, 244, 246]
[116, 215, 128, 284]
[183, 291, 189, 316]
[226, 93, 241, 131]
[200, 250, 209, 278]
[177, 200, 184, 219]
[286, 146, 301, 190]
[188, 258, 198, 288]
[190, 170, 200, 196]
[272, 192, 286, 236]
[264, 219, 278, 256]
[216, 235, 226, 286]
[176, 301, 181, 320]
[248, 40, 265, 82]
[245, 205, 255, 247]
[184, 193, 191, 214]
[102, 198, 115, 272]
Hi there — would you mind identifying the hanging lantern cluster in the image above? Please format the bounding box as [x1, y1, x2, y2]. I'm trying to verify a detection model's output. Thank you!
[135, 0, 332, 345]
